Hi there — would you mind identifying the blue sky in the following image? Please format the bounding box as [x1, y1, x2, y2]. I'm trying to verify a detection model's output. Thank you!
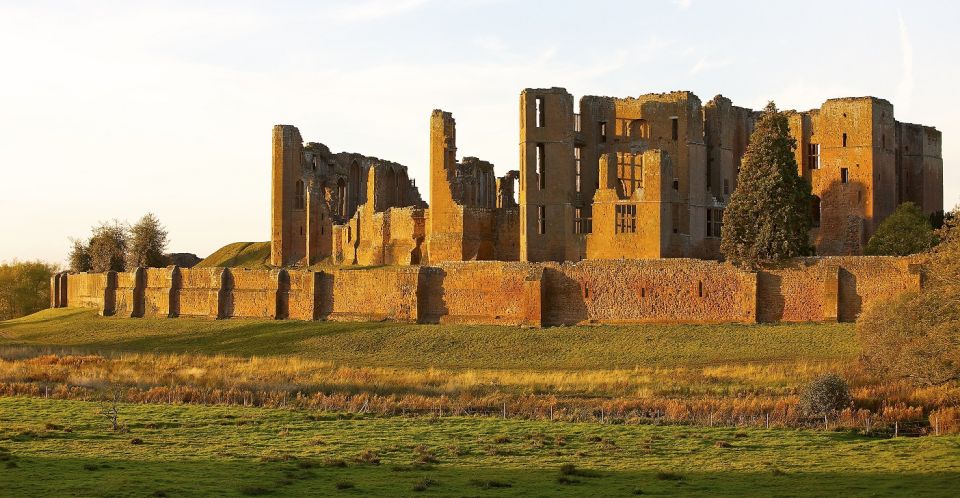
[1, 0, 957, 263]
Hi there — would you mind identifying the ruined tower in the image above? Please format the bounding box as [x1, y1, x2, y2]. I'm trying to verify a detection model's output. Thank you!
[518, 88, 579, 262]
[271, 125, 305, 267]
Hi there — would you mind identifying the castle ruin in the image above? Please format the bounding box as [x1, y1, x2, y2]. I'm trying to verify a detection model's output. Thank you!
[272, 89, 943, 265]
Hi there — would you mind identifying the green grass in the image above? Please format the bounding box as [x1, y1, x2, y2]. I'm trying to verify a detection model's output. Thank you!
[0, 308, 857, 369]
[1, 397, 957, 497]
[194, 241, 271, 269]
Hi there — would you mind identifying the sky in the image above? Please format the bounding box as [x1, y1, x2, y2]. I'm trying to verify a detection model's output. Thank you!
[1, 0, 958, 264]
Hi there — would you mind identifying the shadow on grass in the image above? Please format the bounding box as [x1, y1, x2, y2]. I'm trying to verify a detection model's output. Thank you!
[2, 454, 956, 497]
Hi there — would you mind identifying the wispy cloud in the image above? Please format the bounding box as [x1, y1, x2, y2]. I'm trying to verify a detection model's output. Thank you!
[672, 0, 692, 10]
[896, 11, 914, 113]
[327, 0, 430, 22]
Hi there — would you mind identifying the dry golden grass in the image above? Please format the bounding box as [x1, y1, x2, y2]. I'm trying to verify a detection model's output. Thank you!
[2, 349, 957, 433]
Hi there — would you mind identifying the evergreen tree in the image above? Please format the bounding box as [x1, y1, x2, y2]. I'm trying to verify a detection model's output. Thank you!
[865, 202, 936, 256]
[126, 213, 169, 268]
[721, 102, 813, 269]
[88, 220, 128, 273]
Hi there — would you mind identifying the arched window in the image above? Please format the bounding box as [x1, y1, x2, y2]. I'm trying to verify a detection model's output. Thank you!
[811, 196, 821, 227]
[295, 180, 305, 210]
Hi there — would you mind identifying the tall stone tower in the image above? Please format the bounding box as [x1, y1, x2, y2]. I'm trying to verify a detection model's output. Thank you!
[427, 110, 462, 263]
[519, 88, 577, 262]
[271, 125, 305, 267]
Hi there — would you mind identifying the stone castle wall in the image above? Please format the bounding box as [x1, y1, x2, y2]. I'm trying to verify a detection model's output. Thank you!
[52, 257, 921, 326]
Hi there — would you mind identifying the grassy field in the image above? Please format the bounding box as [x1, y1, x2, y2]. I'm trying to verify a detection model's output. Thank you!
[2, 397, 959, 497]
[0, 308, 857, 369]
[2, 309, 958, 495]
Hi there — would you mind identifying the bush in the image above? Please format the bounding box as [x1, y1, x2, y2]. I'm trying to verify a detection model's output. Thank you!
[0, 260, 58, 320]
[865, 202, 936, 256]
[798, 373, 851, 416]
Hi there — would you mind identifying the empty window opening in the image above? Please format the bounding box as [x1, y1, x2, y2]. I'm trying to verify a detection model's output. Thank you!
[673, 179, 679, 191]
[807, 143, 820, 169]
[295, 180, 305, 210]
[698, 281, 704, 298]
[882, 134, 886, 149]
[574, 113, 581, 132]
[857, 189, 862, 204]
[671, 117, 679, 141]
[599, 121, 607, 143]
[842, 133, 847, 147]
[640, 288, 646, 298]
[575, 146, 582, 193]
[811, 196, 821, 227]
[841, 168, 849, 184]
[537, 205, 546, 234]
[615, 204, 637, 234]
[574, 207, 583, 234]
[536, 143, 546, 190]
[723, 179, 729, 196]
[617, 152, 641, 198]
[299, 225, 303, 236]
[535, 97, 545, 127]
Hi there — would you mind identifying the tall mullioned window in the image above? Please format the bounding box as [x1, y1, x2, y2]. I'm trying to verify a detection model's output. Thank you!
[615, 204, 637, 234]
[807, 143, 820, 170]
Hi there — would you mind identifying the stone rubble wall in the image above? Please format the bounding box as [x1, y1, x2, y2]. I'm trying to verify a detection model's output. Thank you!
[53, 257, 922, 326]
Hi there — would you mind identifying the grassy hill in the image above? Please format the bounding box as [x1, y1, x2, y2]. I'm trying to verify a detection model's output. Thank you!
[194, 241, 271, 269]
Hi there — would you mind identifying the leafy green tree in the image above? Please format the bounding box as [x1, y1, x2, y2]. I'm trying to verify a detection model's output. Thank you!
[865, 202, 935, 256]
[0, 260, 59, 320]
[721, 102, 813, 269]
[67, 238, 91, 273]
[126, 213, 169, 268]
[88, 221, 128, 273]
[858, 207, 960, 385]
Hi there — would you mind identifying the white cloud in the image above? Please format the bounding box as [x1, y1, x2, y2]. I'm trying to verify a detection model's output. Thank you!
[672, 0, 692, 10]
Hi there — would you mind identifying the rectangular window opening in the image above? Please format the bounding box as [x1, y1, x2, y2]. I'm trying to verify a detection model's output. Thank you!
[698, 281, 704, 298]
[537, 205, 546, 235]
[575, 146, 582, 193]
[671, 117, 679, 141]
[842, 133, 848, 147]
[536, 143, 546, 190]
[841, 168, 849, 184]
[535, 97, 545, 128]
[599, 121, 607, 143]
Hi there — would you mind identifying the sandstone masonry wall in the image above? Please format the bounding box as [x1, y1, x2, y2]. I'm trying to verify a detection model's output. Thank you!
[56, 257, 923, 326]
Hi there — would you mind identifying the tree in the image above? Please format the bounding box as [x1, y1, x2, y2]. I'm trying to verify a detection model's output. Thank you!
[721, 102, 813, 269]
[0, 260, 59, 320]
[865, 202, 936, 256]
[858, 207, 960, 385]
[67, 238, 91, 273]
[88, 221, 128, 273]
[126, 213, 169, 268]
